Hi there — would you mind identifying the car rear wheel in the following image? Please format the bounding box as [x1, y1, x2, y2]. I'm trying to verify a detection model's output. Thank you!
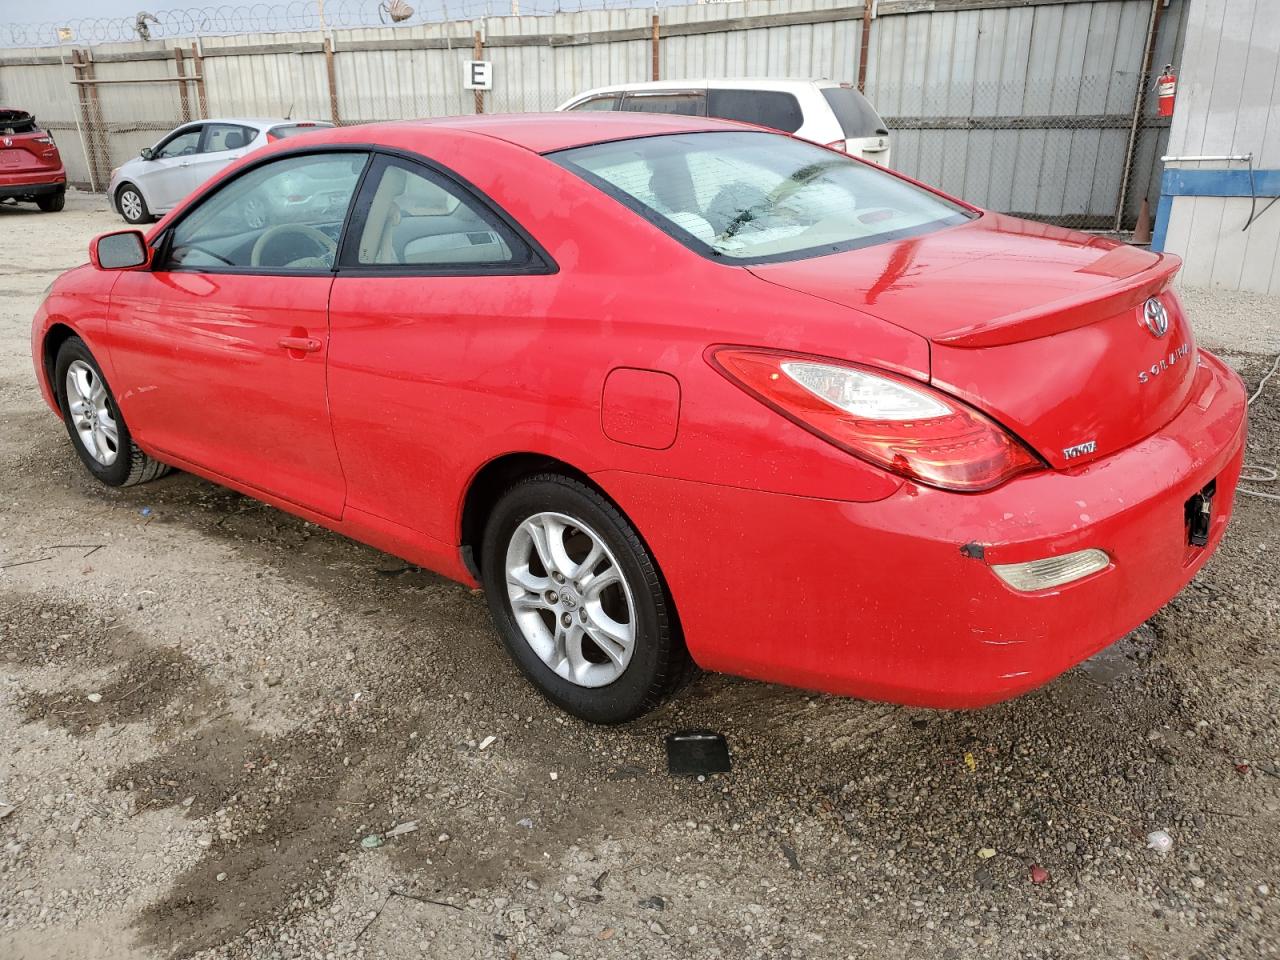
[480, 474, 687, 724]
[54, 338, 171, 487]
[116, 184, 151, 224]
[36, 189, 65, 212]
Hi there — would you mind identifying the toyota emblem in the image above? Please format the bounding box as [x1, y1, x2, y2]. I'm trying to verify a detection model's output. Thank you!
[1142, 297, 1169, 338]
[2, 137, 11, 148]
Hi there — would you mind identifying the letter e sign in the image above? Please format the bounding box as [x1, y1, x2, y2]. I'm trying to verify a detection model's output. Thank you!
[464, 60, 493, 90]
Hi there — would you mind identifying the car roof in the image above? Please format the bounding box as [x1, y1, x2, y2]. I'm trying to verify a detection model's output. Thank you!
[565, 78, 846, 100]
[173, 117, 330, 129]
[316, 112, 761, 154]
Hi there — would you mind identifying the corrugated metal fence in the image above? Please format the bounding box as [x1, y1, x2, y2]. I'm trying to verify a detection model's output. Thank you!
[0, 0, 1186, 230]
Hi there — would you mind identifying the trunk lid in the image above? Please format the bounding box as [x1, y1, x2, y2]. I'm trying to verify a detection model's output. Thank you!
[749, 213, 1197, 469]
[0, 109, 63, 175]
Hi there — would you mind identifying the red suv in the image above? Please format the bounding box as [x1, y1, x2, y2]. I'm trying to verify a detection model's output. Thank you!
[1, 109, 66, 212]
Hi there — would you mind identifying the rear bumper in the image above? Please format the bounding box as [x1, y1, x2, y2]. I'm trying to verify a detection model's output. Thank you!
[0, 169, 66, 198]
[596, 350, 1247, 708]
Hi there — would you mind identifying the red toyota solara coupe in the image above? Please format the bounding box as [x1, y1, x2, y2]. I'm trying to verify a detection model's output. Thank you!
[31, 114, 1246, 723]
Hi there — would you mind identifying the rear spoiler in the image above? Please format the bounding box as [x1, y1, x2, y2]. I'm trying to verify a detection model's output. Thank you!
[931, 252, 1181, 349]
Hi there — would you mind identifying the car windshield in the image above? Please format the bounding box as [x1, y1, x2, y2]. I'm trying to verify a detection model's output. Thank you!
[550, 131, 971, 264]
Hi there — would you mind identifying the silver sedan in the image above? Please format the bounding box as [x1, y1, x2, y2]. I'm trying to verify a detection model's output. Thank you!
[107, 118, 332, 224]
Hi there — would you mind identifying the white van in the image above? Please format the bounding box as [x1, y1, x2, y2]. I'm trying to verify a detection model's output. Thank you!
[557, 79, 891, 165]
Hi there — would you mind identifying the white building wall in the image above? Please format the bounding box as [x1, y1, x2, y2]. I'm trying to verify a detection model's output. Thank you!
[1160, 0, 1280, 294]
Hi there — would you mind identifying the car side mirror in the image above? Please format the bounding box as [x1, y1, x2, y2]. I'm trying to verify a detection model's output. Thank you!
[140, 146, 155, 161]
[90, 230, 150, 271]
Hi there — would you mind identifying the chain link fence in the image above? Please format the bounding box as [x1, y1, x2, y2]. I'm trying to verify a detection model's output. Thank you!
[1, 1, 1174, 233]
[875, 76, 1169, 231]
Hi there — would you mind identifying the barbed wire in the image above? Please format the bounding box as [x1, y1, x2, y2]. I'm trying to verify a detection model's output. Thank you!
[0, 0, 666, 47]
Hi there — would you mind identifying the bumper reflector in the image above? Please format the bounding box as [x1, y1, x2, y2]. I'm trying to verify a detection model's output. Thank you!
[991, 548, 1110, 592]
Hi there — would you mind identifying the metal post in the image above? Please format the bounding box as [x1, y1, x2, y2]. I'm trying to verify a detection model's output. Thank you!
[70, 49, 106, 192]
[473, 30, 484, 114]
[174, 47, 191, 122]
[191, 42, 209, 118]
[324, 36, 341, 125]
[57, 33, 96, 193]
[857, 0, 874, 93]
[651, 13, 660, 82]
[1114, 0, 1165, 232]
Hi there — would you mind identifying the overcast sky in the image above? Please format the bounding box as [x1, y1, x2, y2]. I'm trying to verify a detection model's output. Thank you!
[0, 0, 505, 35]
[0, 0, 188, 22]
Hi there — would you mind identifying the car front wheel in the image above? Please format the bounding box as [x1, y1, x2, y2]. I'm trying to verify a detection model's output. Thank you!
[116, 184, 151, 224]
[480, 474, 687, 724]
[54, 338, 171, 487]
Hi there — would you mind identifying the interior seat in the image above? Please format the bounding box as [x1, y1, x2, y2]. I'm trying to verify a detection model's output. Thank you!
[358, 167, 408, 264]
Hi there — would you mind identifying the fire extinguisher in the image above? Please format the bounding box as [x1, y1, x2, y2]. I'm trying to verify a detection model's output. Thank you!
[1157, 64, 1177, 117]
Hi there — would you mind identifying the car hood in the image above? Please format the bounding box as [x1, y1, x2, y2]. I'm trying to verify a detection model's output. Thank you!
[749, 214, 1197, 469]
[112, 157, 147, 180]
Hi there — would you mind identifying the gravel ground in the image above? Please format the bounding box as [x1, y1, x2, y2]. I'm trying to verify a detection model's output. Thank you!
[1, 191, 1278, 960]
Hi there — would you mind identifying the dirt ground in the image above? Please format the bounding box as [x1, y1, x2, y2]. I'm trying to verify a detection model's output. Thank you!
[1, 191, 1278, 960]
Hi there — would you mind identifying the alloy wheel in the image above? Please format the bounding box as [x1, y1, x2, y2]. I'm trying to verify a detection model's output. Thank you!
[120, 189, 143, 222]
[504, 511, 637, 688]
[65, 360, 119, 466]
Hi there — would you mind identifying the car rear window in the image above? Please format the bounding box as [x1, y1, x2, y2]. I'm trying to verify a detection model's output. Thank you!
[820, 87, 886, 138]
[706, 89, 803, 134]
[551, 130, 970, 265]
[0, 110, 39, 135]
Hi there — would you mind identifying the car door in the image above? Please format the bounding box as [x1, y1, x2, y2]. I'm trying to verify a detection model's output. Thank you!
[142, 124, 205, 210]
[326, 153, 555, 542]
[107, 149, 371, 519]
[184, 122, 259, 192]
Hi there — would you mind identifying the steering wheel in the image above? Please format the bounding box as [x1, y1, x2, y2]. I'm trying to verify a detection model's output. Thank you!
[249, 223, 337, 268]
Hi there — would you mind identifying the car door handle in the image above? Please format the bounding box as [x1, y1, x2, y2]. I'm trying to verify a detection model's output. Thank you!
[278, 336, 322, 353]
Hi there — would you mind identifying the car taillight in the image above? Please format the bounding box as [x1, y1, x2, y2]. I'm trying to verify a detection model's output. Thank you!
[709, 347, 1042, 492]
[825, 140, 848, 153]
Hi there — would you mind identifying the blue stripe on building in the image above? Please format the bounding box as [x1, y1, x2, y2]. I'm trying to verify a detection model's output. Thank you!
[1151, 167, 1280, 252]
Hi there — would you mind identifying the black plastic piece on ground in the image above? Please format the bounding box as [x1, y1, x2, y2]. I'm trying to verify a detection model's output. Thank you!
[666, 730, 731, 777]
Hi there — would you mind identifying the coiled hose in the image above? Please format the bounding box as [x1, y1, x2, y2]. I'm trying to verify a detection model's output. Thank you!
[1240, 352, 1280, 502]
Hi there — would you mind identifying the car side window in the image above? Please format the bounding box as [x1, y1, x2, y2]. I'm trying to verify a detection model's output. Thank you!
[706, 90, 804, 134]
[162, 151, 368, 273]
[155, 126, 204, 159]
[620, 93, 706, 117]
[568, 96, 620, 111]
[203, 123, 257, 153]
[346, 156, 535, 272]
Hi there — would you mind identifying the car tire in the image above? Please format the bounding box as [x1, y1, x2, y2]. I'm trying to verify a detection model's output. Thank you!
[116, 184, 151, 224]
[480, 473, 688, 724]
[54, 337, 171, 487]
[36, 189, 65, 212]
